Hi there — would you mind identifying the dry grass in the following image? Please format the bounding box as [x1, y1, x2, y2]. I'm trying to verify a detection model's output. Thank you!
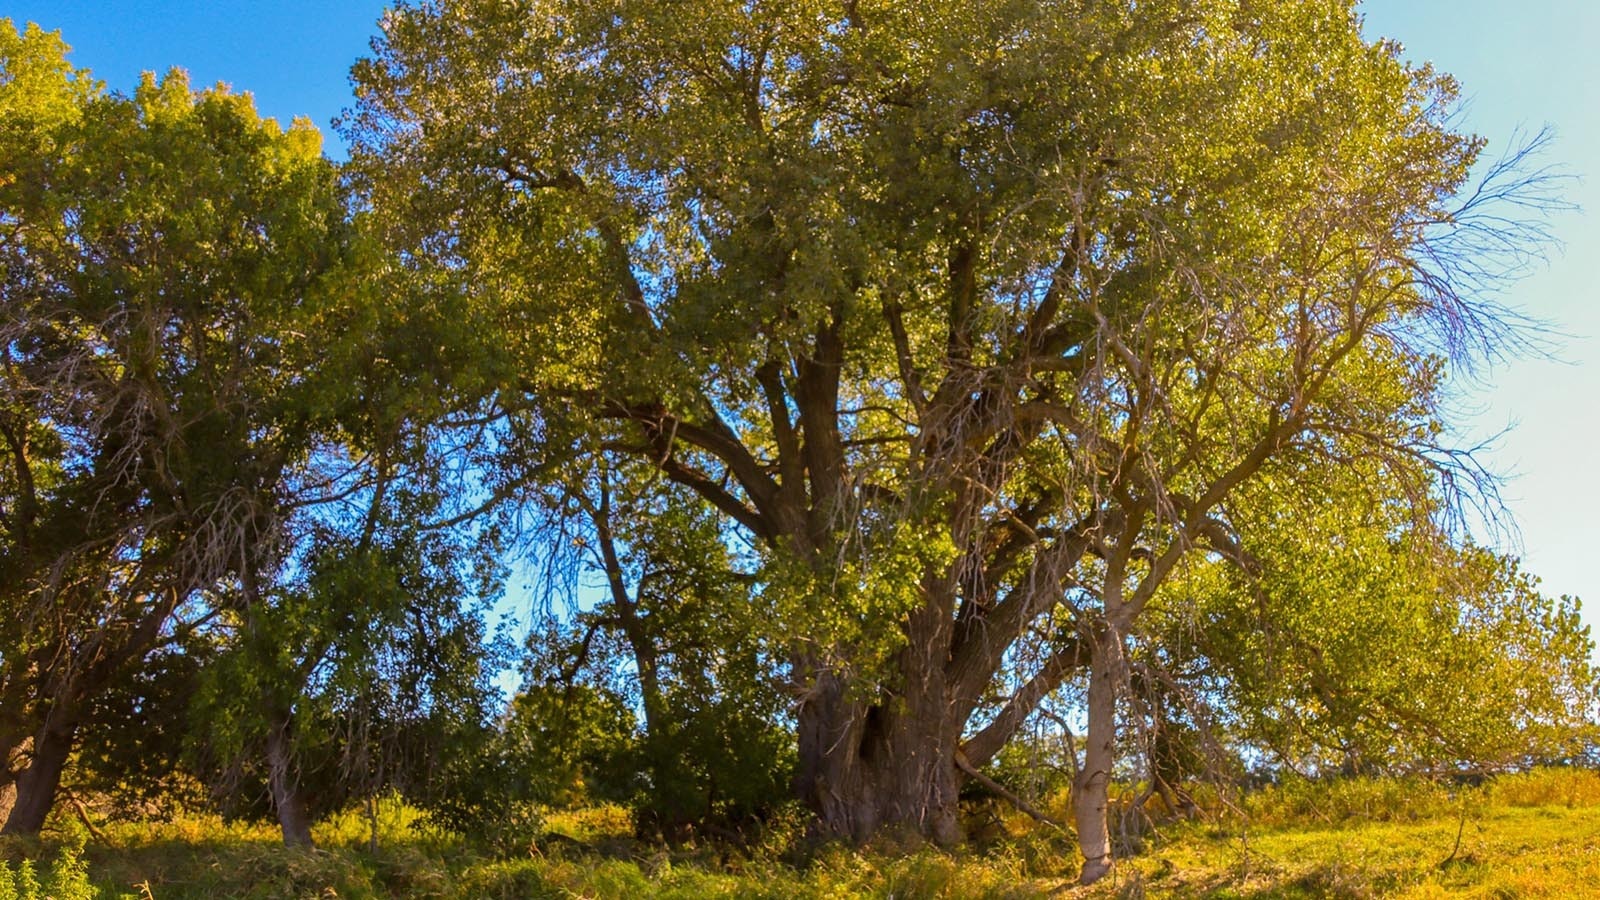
[6, 768, 1600, 898]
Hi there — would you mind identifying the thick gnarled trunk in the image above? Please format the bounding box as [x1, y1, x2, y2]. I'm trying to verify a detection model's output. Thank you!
[0, 733, 25, 823]
[797, 597, 966, 846]
[796, 674, 963, 846]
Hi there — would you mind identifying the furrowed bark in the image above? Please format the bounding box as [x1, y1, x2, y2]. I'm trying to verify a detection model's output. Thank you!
[795, 574, 968, 846]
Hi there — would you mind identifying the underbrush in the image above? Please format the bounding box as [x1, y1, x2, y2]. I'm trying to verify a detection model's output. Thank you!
[1487, 765, 1600, 808]
[1232, 766, 1600, 829]
[1240, 774, 1462, 827]
[2, 767, 1598, 898]
[0, 843, 94, 900]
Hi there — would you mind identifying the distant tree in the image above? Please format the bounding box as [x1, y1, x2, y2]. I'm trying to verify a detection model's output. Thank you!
[347, 0, 1588, 882]
[189, 473, 506, 848]
[524, 454, 793, 836]
[70, 634, 216, 820]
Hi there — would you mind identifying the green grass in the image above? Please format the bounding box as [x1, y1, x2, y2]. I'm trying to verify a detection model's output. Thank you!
[5, 770, 1600, 898]
[1100, 803, 1600, 898]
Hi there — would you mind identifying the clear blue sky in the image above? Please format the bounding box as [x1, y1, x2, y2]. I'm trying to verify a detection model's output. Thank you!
[12, 2, 1599, 629]
[5, 1, 388, 157]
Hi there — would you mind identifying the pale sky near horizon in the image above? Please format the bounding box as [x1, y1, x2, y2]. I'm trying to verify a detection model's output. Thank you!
[1357, 2, 1600, 628]
[10, 1, 1598, 635]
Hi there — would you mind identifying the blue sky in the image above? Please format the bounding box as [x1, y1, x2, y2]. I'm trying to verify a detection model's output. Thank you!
[1358, 2, 1600, 624]
[5, 1, 388, 157]
[11, 2, 1598, 631]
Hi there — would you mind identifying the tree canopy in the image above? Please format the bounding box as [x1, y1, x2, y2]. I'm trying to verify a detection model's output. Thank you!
[0, 22, 351, 833]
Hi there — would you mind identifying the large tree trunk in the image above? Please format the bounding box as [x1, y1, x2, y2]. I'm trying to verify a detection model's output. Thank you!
[796, 669, 873, 840]
[797, 699, 963, 845]
[265, 713, 314, 848]
[796, 603, 964, 846]
[1, 717, 76, 835]
[1073, 622, 1124, 886]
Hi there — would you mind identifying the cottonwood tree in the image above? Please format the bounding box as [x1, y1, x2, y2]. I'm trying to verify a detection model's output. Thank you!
[185, 301, 511, 849]
[346, 0, 1581, 881]
[191, 485, 505, 848]
[0, 24, 360, 834]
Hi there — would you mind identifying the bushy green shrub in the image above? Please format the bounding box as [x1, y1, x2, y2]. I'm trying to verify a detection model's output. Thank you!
[0, 846, 93, 900]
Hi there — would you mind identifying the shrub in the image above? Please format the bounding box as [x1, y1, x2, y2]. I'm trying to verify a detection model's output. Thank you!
[0, 846, 93, 900]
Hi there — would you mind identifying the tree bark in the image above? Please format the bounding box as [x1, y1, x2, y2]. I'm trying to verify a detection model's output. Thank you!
[797, 701, 964, 845]
[0, 731, 25, 808]
[265, 713, 314, 848]
[1073, 621, 1124, 886]
[1, 716, 76, 835]
[796, 603, 965, 846]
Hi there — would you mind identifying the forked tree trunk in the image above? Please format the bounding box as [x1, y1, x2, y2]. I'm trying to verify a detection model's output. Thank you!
[266, 713, 314, 848]
[1, 718, 76, 835]
[1073, 622, 1124, 885]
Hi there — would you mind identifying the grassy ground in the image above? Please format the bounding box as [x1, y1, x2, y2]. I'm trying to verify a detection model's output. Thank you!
[1102, 803, 1600, 898]
[1094, 768, 1600, 899]
[4, 769, 1599, 898]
